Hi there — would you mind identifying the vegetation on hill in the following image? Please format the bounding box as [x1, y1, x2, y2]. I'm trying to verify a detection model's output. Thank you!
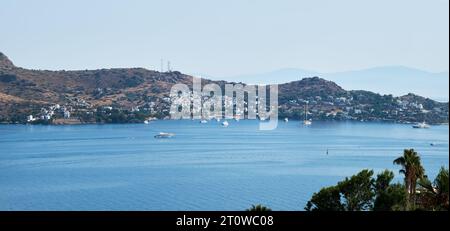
[0, 52, 448, 124]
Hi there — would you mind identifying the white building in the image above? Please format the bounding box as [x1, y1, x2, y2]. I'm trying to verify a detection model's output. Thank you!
[26, 115, 35, 122]
[64, 110, 71, 119]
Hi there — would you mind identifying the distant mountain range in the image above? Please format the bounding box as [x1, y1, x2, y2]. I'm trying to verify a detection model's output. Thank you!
[215, 67, 449, 102]
[0, 52, 448, 124]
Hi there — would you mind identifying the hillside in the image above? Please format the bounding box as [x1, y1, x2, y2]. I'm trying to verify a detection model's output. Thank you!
[219, 66, 449, 101]
[0, 52, 448, 124]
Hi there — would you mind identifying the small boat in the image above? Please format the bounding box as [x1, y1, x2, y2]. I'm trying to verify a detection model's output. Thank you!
[144, 120, 149, 124]
[200, 120, 208, 124]
[216, 118, 221, 122]
[303, 102, 312, 126]
[284, 118, 289, 123]
[154, 132, 175, 138]
[221, 121, 229, 127]
[412, 122, 430, 129]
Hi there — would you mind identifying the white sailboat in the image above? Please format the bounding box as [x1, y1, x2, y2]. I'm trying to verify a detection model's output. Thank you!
[303, 102, 312, 126]
[284, 118, 289, 123]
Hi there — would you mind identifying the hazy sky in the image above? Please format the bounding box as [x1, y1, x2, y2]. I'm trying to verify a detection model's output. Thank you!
[0, 0, 448, 76]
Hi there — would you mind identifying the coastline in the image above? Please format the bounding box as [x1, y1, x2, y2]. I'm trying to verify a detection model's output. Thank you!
[0, 118, 448, 126]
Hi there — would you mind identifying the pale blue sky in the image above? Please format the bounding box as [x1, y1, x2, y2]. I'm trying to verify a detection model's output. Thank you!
[0, 0, 448, 76]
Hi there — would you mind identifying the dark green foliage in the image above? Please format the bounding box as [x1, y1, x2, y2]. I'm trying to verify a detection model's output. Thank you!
[306, 170, 375, 211]
[109, 109, 127, 123]
[93, 107, 152, 123]
[305, 169, 409, 211]
[306, 150, 447, 211]
[374, 170, 395, 193]
[305, 186, 343, 211]
[374, 183, 407, 211]
[119, 75, 144, 88]
[338, 169, 375, 211]
[393, 149, 425, 208]
[417, 167, 449, 211]
[125, 92, 140, 101]
[373, 170, 407, 211]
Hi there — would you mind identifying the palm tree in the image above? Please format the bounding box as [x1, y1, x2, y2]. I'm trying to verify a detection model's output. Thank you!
[246, 204, 272, 211]
[418, 167, 449, 210]
[393, 149, 425, 208]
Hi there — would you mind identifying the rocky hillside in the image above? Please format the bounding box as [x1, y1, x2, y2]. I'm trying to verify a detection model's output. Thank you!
[0, 52, 448, 124]
[0, 53, 14, 69]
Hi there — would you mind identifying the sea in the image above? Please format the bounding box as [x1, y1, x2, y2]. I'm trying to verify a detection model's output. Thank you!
[0, 120, 448, 211]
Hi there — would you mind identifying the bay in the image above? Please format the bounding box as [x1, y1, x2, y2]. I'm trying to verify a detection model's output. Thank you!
[0, 120, 448, 211]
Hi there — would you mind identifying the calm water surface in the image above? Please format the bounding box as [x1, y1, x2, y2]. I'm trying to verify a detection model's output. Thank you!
[0, 120, 448, 210]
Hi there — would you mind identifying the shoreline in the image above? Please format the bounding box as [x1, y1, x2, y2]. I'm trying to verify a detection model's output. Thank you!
[0, 119, 448, 126]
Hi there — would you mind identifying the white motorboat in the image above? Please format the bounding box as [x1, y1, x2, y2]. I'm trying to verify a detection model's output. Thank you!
[284, 118, 289, 122]
[412, 122, 430, 129]
[154, 132, 175, 138]
[221, 121, 229, 127]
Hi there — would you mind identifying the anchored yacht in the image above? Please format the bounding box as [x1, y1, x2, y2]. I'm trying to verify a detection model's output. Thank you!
[221, 121, 229, 127]
[412, 122, 430, 129]
[154, 132, 175, 138]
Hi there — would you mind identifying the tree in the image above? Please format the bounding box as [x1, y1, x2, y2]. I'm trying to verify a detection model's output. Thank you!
[338, 169, 375, 211]
[305, 186, 343, 211]
[305, 170, 374, 211]
[373, 170, 407, 211]
[246, 204, 272, 212]
[393, 149, 425, 208]
[305, 152, 446, 211]
[417, 167, 449, 211]
[374, 170, 394, 193]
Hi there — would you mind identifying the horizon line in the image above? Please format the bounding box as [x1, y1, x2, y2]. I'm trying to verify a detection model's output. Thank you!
[2, 51, 449, 76]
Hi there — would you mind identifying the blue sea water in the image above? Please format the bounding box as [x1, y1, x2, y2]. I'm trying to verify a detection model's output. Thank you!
[0, 120, 448, 211]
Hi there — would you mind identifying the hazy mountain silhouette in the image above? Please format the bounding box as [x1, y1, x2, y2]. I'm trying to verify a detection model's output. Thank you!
[217, 66, 449, 101]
